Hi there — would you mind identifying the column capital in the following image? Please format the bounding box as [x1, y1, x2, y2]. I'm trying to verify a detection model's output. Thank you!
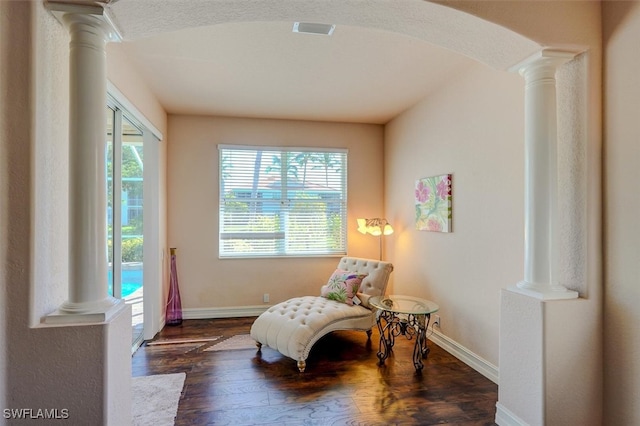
[45, 0, 122, 42]
[509, 48, 579, 79]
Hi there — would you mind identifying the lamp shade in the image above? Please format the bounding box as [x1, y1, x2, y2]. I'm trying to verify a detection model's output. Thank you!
[356, 218, 393, 236]
[357, 218, 368, 234]
[356, 217, 393, 260]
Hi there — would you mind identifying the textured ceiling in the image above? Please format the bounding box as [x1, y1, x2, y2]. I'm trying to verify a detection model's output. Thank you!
[107, 0, 540, 124]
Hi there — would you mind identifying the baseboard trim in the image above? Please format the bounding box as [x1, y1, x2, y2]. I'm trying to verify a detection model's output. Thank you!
[182, 305, 269, 319]
[428, 328, 499, 384]
[495, 402, 529, 426]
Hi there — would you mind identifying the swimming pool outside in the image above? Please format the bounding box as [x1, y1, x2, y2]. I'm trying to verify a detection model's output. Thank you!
[108, 264, 143, 298]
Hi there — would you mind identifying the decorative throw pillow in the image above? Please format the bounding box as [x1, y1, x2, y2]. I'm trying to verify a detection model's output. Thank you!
[320, 269, 368, 306]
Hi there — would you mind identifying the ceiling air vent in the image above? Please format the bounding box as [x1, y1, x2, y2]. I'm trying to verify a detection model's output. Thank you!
[293, 22, 335, 36]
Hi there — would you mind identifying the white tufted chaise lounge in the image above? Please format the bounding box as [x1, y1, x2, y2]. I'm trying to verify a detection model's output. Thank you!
[250, 257, 393, 372]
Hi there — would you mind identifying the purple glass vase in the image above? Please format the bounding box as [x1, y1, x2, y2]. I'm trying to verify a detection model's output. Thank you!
[166, 248, 183, 326]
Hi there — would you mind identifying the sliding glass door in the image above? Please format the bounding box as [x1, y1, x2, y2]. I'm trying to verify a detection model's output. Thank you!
[107, 106, 145, 348]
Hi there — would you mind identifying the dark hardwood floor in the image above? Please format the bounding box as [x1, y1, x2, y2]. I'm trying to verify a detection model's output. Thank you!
[132, 317, 497, 425]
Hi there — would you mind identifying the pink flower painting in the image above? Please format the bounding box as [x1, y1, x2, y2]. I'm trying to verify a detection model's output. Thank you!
[415, 180, 431, 203]
[415, 174, 452, 232]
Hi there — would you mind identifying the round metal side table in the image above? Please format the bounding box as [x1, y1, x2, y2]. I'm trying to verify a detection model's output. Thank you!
[369, 295, 439, 371]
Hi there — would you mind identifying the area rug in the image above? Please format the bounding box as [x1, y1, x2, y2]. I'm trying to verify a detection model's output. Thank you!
[203, 334, 257, 352]
[132, 372, 185, 426]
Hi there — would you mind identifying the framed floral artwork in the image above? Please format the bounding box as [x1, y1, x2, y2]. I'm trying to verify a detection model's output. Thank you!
[415, 174, 452, 232]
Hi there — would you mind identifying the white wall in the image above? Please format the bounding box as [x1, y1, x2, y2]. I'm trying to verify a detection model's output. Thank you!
[30, 0, 71, 326]
[0, 0, 35, 409]
[107, 43, 167, 136]
[1, 2, 70, 410]
[167, 115, 385, 313]
[603, 2, 640, 424]
[385, 63, 524, 366]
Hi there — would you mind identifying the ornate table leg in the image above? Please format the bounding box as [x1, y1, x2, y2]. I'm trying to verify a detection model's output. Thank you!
[412, 314, 430, 371]
[376, 309, 394, 365]
[422, 314, 432, 358]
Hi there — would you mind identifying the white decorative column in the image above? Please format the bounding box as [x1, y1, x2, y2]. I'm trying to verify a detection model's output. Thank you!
[45, 1, 125, 322]
[512, 49, 578, 301]
[496, 49, 587, 426]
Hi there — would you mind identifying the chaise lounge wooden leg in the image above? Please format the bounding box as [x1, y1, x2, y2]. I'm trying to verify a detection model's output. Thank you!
[297, 360, 306, 373]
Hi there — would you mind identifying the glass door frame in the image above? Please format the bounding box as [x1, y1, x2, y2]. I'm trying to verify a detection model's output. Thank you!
[142, 129, 161, 341]
[110, 106, 124, 305]
[107, 89, 163, 348]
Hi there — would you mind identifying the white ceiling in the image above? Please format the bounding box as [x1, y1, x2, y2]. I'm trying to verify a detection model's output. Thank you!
[118, 22, 475, 124]
[107, 1, 538, 124]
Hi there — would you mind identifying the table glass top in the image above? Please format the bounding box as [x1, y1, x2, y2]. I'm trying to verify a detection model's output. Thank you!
[369, 295, 439, 315]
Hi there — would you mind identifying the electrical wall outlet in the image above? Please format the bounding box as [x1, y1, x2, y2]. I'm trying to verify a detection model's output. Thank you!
[263, 293, 270, 303]
[433, 314, 441, 328]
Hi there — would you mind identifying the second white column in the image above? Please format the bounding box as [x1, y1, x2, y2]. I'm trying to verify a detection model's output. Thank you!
[514, 49, 578, 300]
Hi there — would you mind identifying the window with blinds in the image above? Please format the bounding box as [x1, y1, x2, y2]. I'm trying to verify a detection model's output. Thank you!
[218, 145, 348, 258]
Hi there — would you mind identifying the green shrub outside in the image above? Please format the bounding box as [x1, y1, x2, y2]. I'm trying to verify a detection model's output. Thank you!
[122, 237, 143, 263]
[108, 237, 143, 263]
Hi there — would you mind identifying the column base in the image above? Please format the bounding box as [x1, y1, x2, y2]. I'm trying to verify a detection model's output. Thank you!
[44, 296, 126, 324]
[513, 281, 579, 300]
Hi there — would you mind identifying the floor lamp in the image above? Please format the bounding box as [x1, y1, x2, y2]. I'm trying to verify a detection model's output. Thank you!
[357, 218, 394, 260]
